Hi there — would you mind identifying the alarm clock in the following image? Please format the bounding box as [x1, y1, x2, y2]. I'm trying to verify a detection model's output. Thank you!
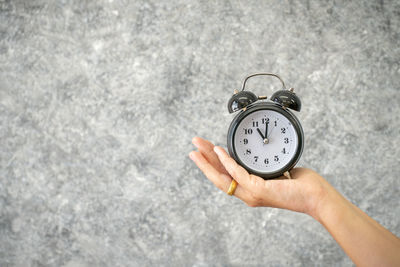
[227, 73, 304, 179]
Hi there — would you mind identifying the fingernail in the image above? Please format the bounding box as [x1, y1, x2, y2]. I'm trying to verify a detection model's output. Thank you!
[189, 151, 195, 160]
[213, 146, 221, 155]
[192, 137, 199, 148]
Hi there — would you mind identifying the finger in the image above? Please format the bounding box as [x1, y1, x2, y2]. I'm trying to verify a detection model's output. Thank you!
[213, 146, 266, 192]
[192, 137, 228, 174]
[189, 151, 250, 202]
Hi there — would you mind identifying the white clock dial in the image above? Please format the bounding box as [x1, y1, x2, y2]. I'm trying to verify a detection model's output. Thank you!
[233, 110, 299, 174]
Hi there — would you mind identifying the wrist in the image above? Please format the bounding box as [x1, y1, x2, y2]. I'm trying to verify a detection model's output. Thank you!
[306, 178, 341, 222]
[311, 183, 348, 224]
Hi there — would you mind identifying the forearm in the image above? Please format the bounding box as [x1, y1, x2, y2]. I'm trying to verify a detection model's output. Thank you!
[313, 186, 400, 267]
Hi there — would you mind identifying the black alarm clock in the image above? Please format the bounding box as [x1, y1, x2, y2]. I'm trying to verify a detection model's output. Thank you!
[227, 73, 304, 179]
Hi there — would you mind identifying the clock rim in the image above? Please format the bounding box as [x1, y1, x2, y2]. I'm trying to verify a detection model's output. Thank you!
[227, 101, 304, 180]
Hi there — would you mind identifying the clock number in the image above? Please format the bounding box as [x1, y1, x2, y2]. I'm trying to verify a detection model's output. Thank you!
[274, 121, 277, 127]
[262, 118, 269, 124]
[252, 121, 259, 127]
[264, 158, 269, 164]
[274, 155, 279, 162]
[244, 128, 253, 135]
[284, 137, 289, 144]
[281, 128, 286, 134]
[282, 148, 286, 154]
[243, 138, 248, 144]
[246, 149, 251, 155]
[254, 156, 258, 162]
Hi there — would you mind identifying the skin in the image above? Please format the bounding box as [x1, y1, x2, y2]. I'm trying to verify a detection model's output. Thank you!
[189, 136, 400, 267]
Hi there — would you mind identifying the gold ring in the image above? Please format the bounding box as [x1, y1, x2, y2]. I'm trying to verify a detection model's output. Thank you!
[227, 179, 238, 196]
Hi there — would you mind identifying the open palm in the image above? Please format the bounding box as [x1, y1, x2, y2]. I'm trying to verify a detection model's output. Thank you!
[189, 137, 331, 218]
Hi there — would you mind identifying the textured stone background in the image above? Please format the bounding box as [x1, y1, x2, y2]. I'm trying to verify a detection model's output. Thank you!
[1, 0, 399, 266]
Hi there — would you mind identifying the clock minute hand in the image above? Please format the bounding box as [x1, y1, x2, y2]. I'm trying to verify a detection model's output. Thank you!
[263, 123, 269, 145]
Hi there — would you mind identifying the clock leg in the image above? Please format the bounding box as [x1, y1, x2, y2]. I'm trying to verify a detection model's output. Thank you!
[284, 171, 292, 179]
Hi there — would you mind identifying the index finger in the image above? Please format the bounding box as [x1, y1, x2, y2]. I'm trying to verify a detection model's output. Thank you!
[192, 137, 228, 175]
[189, 151, 249, 202]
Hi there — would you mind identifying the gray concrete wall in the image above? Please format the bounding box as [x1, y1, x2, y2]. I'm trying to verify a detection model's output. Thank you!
[1, 0, 399, 266]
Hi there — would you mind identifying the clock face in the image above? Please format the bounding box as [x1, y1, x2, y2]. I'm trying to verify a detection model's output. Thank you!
[233, 109, 299, 174]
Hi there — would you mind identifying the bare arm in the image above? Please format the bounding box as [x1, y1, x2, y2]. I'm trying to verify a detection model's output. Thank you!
[189, 137, 400, 267]
[315, 185, 400, 267]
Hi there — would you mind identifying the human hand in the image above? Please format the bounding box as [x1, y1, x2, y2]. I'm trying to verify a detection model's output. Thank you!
[190, 137, 400, 266]
[189, 137, 333, 218]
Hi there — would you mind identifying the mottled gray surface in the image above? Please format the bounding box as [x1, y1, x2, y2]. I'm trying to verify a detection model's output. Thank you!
[0, 0, 399, 266]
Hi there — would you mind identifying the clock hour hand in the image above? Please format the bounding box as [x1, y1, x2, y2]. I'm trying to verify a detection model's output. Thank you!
[257, 128, 269, 144]
[256, 128, 265, 140]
